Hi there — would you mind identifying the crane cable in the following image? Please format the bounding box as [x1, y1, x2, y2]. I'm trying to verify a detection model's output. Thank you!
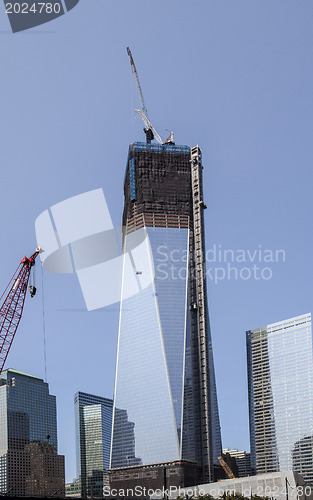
[31, 264, 36, 288]
[40, 262, 47, 383]
[40, 263, 51, 444]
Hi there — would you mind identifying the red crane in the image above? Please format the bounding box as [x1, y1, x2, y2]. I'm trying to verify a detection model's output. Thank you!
[0, 247, 43, 374]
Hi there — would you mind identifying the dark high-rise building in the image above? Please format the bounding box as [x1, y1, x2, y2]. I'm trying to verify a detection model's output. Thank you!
[110, 142, 222, 484]
[24, 441, 65, 496]
[0, 368, 64, 497]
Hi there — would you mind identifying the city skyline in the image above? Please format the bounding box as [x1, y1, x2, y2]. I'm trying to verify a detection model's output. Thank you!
[0, 1, 311, 483]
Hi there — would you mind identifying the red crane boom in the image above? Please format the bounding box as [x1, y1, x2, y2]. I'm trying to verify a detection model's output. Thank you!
[0, 247, 42, 374]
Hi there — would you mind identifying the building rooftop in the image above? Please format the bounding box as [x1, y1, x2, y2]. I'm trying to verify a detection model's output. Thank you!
[131, 141, 190, 154]
[1, 368, 44, 381]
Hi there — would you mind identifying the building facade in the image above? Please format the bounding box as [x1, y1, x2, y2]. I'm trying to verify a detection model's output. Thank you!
[65, 478, 81, 498]
[74, 391, 113, 497]
[222, 448, 252, 478]
[247, 313, 313, 485]
[108, 460, 200, 499]
[0, 368, 64, 496]
[190, 471, 307, 500]
[110, 142, 222, 483]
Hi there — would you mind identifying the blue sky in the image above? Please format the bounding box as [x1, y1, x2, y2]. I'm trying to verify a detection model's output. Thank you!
[0, 0, 312, 482]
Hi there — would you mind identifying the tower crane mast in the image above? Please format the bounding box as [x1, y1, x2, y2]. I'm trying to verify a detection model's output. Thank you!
[127, 47, 163, 145]
[0, 247, 43, 374]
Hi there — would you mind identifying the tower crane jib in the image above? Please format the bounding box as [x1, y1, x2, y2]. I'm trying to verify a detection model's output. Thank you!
[127, 47, 163, 145]
[0, 247, 43, 374]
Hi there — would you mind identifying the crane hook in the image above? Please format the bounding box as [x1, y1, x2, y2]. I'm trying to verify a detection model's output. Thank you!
[29, 285, 36, 298]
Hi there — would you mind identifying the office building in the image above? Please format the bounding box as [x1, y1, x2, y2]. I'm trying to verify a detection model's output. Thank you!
[65, 478, 81, 497]
[110, 142, 222, 484]
[247, 313, 313, 485]
[74, 391, 113, 497]
[0, 368, 64, 496]
[24, 441, 65, 496]
[222, 448, 252, 478]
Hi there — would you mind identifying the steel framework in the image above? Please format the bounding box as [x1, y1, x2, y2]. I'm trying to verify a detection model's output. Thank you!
[0, 248, 41, 374]
[127, 47, 163, 144]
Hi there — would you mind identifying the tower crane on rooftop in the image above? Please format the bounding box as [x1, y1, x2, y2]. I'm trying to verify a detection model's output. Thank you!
[0, 247, 43, 374]
[127, 47, 171, 145]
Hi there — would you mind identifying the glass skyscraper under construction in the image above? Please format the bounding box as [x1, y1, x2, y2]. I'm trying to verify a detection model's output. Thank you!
[247, 313, 313, 485]
[110, 142, 222, 483]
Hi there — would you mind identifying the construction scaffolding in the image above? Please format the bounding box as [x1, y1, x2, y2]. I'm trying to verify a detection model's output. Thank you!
[123, 142, 192, 234]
